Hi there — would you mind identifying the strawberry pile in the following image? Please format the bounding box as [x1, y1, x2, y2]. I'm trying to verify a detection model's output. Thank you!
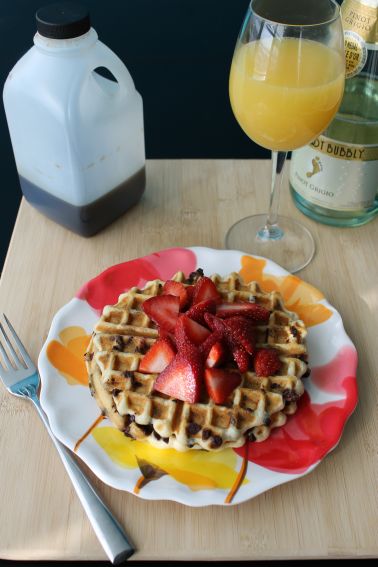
[140, 274, 281, 405]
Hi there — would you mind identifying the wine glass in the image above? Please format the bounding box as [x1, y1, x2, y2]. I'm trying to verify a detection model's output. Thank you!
[227, 0, 345, 272]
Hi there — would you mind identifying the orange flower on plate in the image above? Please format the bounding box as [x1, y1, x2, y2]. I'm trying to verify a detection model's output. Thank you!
[47, 326, 90, 386]
[239, 255, 332, 327]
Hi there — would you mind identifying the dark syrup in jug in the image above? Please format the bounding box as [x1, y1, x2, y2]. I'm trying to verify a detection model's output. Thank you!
[19, 167, 146, 236]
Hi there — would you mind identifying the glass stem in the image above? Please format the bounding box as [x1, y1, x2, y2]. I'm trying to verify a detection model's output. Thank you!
[258, 150, 287, 241]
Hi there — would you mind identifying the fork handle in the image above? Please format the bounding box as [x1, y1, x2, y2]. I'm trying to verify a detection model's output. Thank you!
[30, 393, 134, 563]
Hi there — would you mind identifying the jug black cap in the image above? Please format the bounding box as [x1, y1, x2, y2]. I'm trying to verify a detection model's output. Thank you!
[36, 2, 90, 39]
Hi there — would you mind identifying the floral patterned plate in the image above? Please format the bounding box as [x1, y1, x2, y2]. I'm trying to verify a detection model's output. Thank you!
[38, 247, 358, 506]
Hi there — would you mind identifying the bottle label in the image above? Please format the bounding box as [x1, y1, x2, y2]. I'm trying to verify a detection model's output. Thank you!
[290, 135, 378, 211]
[344, 30, 368, 78]
[341, 0, 378, 78]
[341, 0, 378, 44]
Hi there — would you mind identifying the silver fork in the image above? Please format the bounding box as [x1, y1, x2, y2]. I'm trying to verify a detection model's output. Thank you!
[0, 314, 134, 563]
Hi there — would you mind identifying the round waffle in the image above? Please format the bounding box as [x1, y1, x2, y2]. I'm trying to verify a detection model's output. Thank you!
[85, 270, 308, 451]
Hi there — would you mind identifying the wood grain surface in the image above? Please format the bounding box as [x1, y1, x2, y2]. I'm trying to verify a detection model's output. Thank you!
[0, 160, 377, 560]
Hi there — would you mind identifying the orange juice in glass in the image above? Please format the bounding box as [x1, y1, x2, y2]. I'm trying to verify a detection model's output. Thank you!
[229, 38, 345, 151]
[226, 0, 345, 273]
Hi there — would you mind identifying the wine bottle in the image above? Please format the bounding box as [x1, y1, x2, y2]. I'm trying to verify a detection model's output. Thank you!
[289, 0, 378, 227]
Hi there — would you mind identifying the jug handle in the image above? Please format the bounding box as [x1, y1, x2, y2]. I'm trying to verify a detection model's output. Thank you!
[90, 41, 135, 94]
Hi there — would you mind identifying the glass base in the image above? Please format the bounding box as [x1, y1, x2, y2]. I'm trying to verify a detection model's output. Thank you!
[291, 186, 378, 227]
[225, 214, 315, 273]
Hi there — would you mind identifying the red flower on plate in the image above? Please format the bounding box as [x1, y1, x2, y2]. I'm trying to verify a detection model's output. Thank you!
[76, 247, 197, 312]
[234, 345, 358, 474]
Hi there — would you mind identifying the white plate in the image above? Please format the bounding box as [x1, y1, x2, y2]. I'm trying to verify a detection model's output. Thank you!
[38, 247, 358, 506]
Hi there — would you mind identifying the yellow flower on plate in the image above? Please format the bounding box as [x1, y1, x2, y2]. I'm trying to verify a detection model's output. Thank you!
[239, 255, 332, 327]
[92, 426, 248, 493]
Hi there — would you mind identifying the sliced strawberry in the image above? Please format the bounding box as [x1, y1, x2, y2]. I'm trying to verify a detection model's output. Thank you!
[205, 342, 227, 368]
[185, 285, 195, 307]
[157, 326, 176, 345]
[186, 299, 216, 325]
[154, 352, 202, 403]
[175, 314, 210, 348]
[142, 294, 180, 332]
[228, 340, 250, 373]
[192, 276, 221, 305]
[216, 301, 270, 324]
[204, 313, 250, 373]
[139, 337, 176, 374]
[224, 316, 256, 355]
[199, 330, 224, 359]
[254, 348, 281, 377]
[204, 368, 242, 404]
[162, 280, 188, 310]
[204, 312, 226, 334]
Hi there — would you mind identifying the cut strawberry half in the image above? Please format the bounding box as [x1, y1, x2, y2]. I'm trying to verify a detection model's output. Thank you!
[142, 294, 180, 332]
[162, 280, 188, 310]
[185, 285, 195, 307]
[216, 301, 270, 324]
[192, 276, 221, 305]
[205, 341, 227, 368]
[199, 330, 224, 359]
[224, 316, 256, 355]
[157, 326, 176, 345]
[204, 312, 227, 334]
[227, 340, 250, 373]
[204, 368, 242, 404]
[204, 313, 250, 373]
[154, 352, 202, 403]
[254, 348, 281, 377]
[186, 299, 216, 325]
[175, 314, 210, 348]
[139, 337, 176, 374]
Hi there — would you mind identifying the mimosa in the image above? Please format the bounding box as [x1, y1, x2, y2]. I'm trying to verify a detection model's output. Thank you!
[229, 38, 345, 151]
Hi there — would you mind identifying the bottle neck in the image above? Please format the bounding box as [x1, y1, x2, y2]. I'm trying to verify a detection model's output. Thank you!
[33, 28, 98, 54]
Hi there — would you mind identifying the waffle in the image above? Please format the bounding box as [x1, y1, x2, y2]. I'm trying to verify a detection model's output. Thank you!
[85, 271, 308, 451]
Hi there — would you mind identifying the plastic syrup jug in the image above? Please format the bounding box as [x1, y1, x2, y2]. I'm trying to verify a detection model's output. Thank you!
[3, 2, 146, 236]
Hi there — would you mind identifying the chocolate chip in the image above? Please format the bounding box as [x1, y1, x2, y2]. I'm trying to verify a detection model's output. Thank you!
[135, 338, 148, 354]
[282, 389, 300, 402]
[271, 382, 280, 389]
[247, 430, 256, 442]
[263, 413, 271, 426]
[187, 268, 204, 283]
[124, 414, 135, 426]
[123, 371, 134, 379]
[299, 353, 308, 363]
[133, 380, 142, 388]
[153, 430, 161, 440]
[290, 326, 299, 337]
[186, 423, 201, 436]
[112, 335, 124, 351]
[112, 388, 121, 397]
[137, 424, 153, 436]
[123, 426, 134, 439]
[84, 352, 94, 361]
[202, 428, 212, 441]
[302, 367, 311, 378]
[162, 437, 169, 444]
[210, 435, 222, 449]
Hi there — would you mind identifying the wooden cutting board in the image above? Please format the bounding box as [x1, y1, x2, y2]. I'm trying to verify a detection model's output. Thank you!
[0, 160, 377, 560]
